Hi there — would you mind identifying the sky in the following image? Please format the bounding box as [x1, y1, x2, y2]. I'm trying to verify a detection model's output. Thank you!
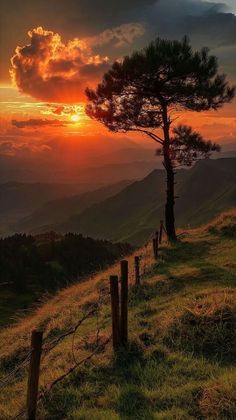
[0, 0, 236, 176]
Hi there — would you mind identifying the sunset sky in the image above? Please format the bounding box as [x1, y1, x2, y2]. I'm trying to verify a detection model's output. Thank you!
[1, 0, 236, 170]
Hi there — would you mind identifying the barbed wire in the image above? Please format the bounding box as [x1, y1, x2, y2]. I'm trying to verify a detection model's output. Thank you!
[1, 287, 110, 393]
[11, 292, 109, 419]
[0, 349, 32, 391]
[9, 229, 167, 419]
[41, 307, 97, 357]
[12, 335, 111, 420]
[42, 334, 111, 396]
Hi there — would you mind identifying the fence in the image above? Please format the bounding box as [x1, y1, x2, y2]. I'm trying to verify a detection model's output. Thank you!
[0, 220, 167, 419]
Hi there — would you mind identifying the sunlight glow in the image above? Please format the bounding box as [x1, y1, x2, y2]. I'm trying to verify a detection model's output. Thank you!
[70, 114, 80, 122]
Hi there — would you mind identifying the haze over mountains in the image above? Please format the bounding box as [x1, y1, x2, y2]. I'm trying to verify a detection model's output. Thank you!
[0, 136, 158, 184]
[0, 182, 86, 229]
[0, 139, 235, 184]
[6, 157, 236, 245]
[12, 180, 132, 233]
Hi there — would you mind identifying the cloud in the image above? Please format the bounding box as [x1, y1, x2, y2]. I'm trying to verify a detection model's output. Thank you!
[6, 1, 236, 106]
[87, 23, 145, 48]
[51, 106, 65, 115]
[147, 0, 236, 49]
[0, 140, 51, 156]
[10, 27, 110, 103]
[12, 118, 68, 128]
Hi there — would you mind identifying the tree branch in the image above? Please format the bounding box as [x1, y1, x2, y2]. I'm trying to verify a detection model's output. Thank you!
[130, 128, 164, 145]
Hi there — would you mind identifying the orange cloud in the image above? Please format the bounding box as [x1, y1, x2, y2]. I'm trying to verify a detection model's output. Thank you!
[10, 27, 109, 103]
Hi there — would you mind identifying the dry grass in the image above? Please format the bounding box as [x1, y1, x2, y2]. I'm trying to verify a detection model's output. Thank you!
[199, 374, 236, 419]
[164, 288, 236, 363]
[206, 208, 236, 237]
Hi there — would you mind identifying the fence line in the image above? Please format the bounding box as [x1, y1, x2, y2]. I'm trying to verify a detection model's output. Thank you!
[4, 221, 166, 419]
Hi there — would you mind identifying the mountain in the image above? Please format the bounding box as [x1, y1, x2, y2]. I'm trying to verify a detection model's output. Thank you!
[0, 140, 158, 184]
[52, 158, 236, 244]
[0, 182, 93, 233]
[14, 180, 132, 233]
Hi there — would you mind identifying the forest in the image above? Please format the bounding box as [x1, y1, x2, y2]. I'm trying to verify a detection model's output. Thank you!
[0, 232, 132, 294]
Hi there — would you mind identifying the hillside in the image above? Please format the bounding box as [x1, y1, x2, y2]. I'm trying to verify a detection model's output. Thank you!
[52, 158, 236, 244]
[0, 210, 235, 419]
[13, 180, 132, 233]
[0, 182, 88, 234]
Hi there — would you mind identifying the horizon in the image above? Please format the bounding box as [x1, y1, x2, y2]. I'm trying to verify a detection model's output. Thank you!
[1, 0, 236, 183]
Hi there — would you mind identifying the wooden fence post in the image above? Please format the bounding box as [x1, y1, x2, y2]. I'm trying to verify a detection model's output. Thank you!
[153, 232, 159, 259]
[152, 238, 157, 259]
[159, 220, 164, 244]
[27, 330, 43, 420]
[110, 275, 120, 351]
[155, 231, 159, 258]
[120, 260, 128, 346]
[134, 256, 140, 286]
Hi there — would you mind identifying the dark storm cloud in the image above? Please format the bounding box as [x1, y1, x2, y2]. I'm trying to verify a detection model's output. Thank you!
[181, 12, 236, 47]
[147, 0, 236, 49]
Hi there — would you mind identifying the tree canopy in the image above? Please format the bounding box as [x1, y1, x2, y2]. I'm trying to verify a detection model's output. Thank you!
[86, 36, 235, 139]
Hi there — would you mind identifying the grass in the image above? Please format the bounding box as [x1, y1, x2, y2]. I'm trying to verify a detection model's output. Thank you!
[0, 289, 37, 326]
[163, 288, 236, 364]
[0, 209, 236, 419]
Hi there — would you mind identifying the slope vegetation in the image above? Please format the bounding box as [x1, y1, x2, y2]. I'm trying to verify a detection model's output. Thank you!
[0, 210, 235, 419]
[54, 158, 236, 244]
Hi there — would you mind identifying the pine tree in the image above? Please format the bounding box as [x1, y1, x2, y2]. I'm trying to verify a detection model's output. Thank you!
[86, 37, 234, 241]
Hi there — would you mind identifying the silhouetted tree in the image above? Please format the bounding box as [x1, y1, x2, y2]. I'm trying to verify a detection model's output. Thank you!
[86, 37, 234, 241]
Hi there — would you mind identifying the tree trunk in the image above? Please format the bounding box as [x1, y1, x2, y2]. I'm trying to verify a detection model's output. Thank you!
[164, 160, 177, 241]
[162, 106, 177, 241]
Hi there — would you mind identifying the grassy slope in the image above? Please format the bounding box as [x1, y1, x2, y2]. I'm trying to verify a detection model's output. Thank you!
[0, 210, 235, 419]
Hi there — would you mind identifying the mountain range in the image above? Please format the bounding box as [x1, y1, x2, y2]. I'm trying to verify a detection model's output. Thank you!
[11, 157, 236, 245]
[12, 180, 132, 233]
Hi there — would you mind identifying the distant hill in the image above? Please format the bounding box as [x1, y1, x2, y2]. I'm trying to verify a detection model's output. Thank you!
[0, 144, 158, 184]
[14, 180, 132, 233]
[51, 158, 236, 244]
[0, 182, 90, 233]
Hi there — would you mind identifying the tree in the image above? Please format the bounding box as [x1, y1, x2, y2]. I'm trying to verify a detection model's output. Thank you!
[85, 37, 234, 241]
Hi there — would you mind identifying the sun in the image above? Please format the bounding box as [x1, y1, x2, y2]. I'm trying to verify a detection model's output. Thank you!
[70, 114, 80, 122]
